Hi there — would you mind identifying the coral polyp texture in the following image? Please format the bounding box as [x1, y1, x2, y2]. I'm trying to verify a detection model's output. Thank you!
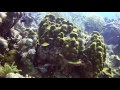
[36, 15, 106, 78]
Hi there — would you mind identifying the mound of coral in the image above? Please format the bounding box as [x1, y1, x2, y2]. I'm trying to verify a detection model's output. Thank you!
[35, 15, 106, 78]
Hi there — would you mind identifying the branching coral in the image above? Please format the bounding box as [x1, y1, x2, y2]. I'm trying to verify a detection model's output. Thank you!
[0, 62, 21, 77]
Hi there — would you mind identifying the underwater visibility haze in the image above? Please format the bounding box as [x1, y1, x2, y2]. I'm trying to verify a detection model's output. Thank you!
[0, 12, 120, 78]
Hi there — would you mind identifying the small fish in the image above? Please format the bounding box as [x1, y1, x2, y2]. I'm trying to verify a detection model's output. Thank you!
[39, 67, 47, 73]
[44, 64, 51, 67]
[20, 19, 26, 23]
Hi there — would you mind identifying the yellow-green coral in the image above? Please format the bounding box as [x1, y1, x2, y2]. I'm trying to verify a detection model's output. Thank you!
[37, 15, 106, 78]
[1, 49, 18, 65]
[84, 31, 106, 77]
[0, 62, 21, 77]
[41, 42, 50, 47]
[101, 67, 113, 78]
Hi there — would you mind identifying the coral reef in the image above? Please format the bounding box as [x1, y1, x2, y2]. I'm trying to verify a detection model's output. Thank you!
[0, 12, 37, 78]
[0, 12, 107, 78]
[36, 15, 106, 78]
[96, 18, 120, 78]
[101, 23, 120, 45]
[0, 12, 23, 76]
[83, 31, 106, 77]
[0, 12, 22, 38]
[105, 54, 120, 77]
[101, 20, 120, 56]
[84, 14, 105, 34]
[83, 16, 120, 78]
[15, 28, 38, 77]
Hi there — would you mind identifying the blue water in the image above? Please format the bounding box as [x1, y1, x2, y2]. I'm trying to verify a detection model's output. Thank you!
[82, 12, 120, 20]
